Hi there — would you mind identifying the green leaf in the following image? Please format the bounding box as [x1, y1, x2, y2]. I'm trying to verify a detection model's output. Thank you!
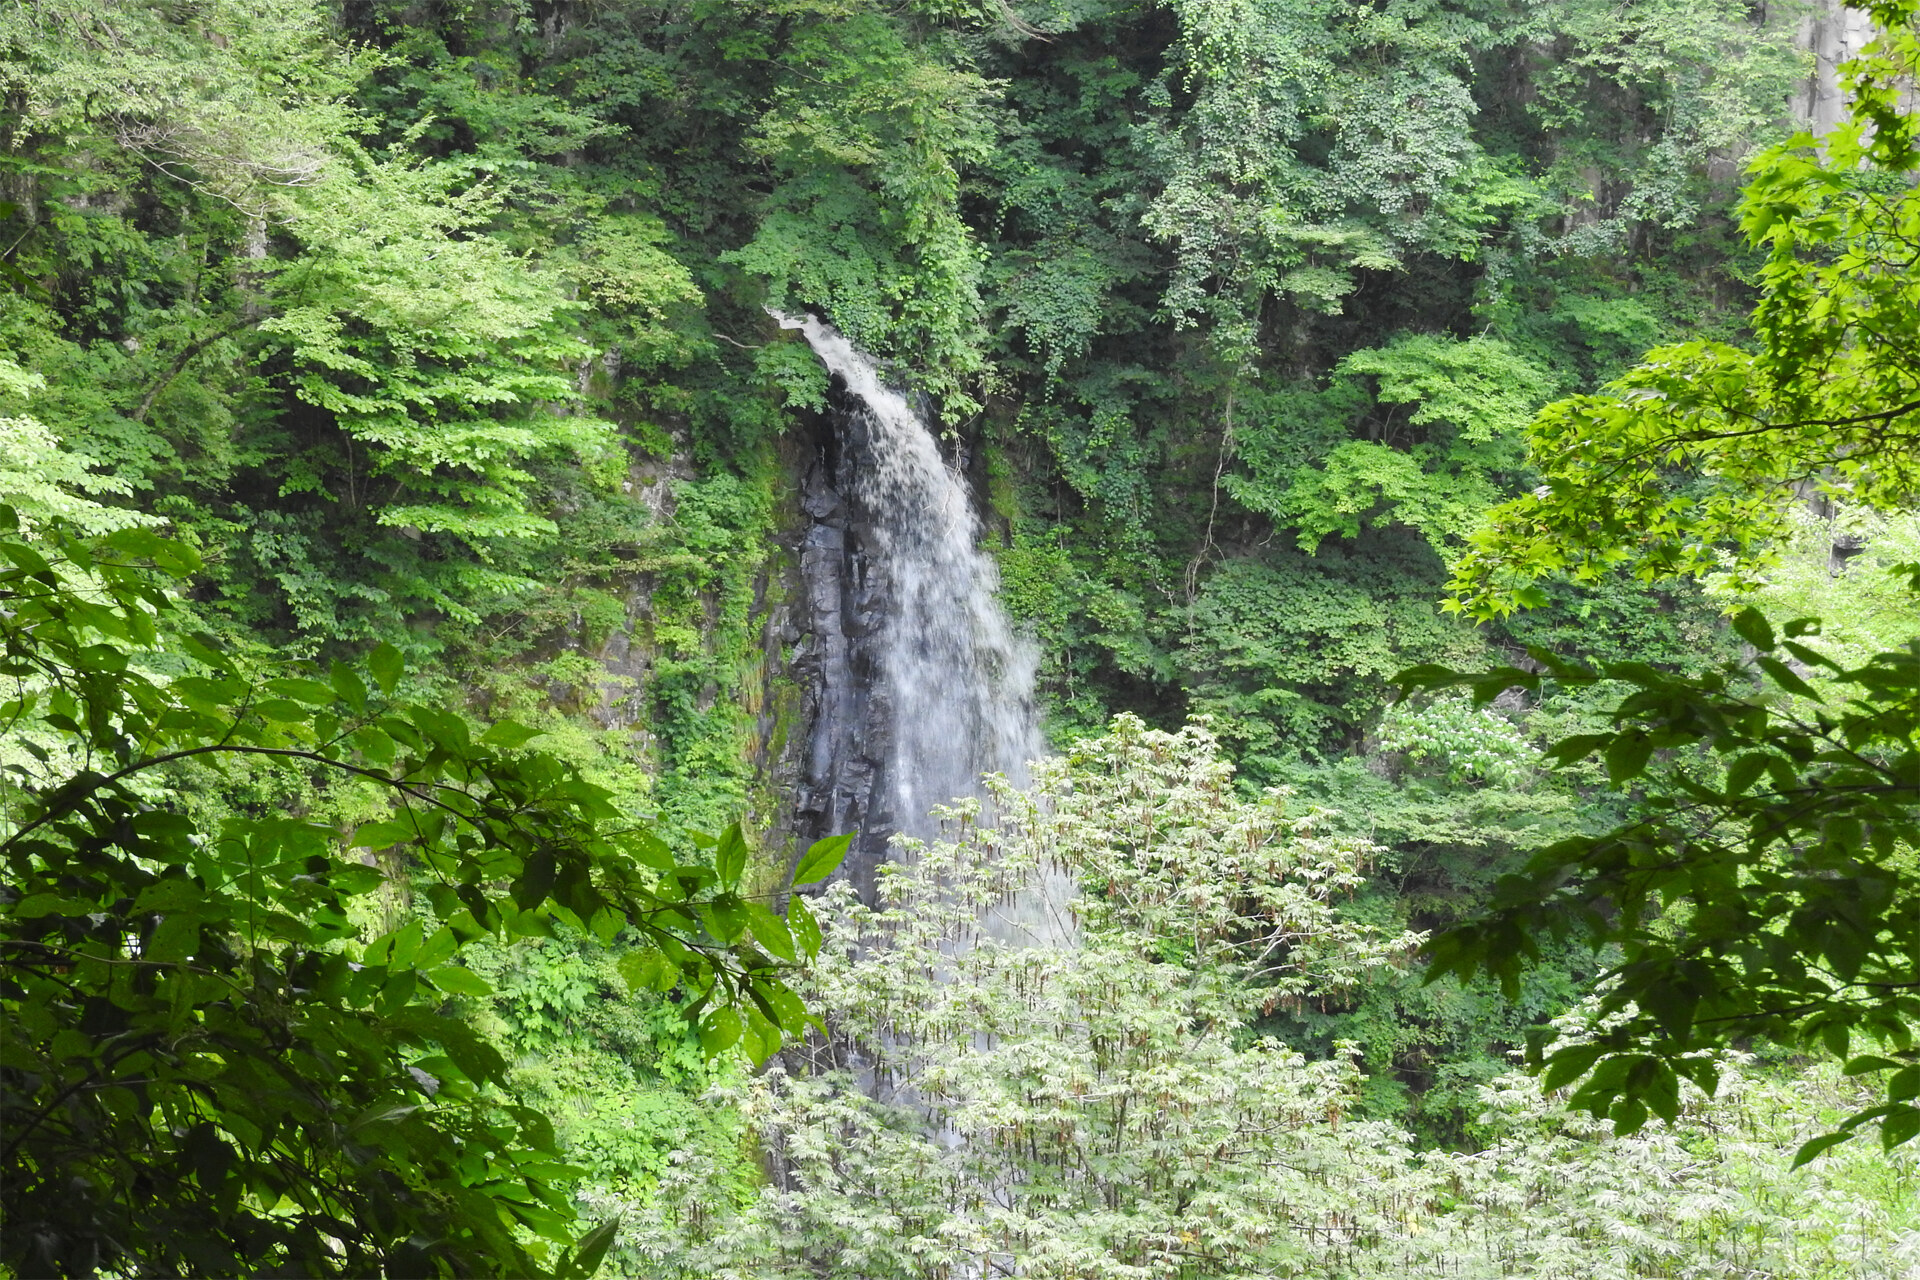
[1611, 1096, 1649, 1135]
[699, 1006, 742, 1057]
[1604, 732, 1655, 784]
[630, 831, 676, 873]
[714, 823, 747, 887]
[183, 1122, 236, 1190]
[1755, 655, 1821, 700]
[144, 913, 199, 964]
[415, 926, 457, 970]
[561, 1216, 621, 1280]
[617, 947, 675, 993]
[1792, 1131, 1854, 1167]
[254, 698, 312, 723]
[793, 833, 852, 886]
[479, 720, 543, 750]
[517, 850, 558, 909]
[702, 894, 748, 945]
[1539, 1043, 1605, 1093]
[1890, 1065, 1920, 1101]
[369, 643, 404, 696]
[429, 965, 493, 999]
[1885, 1103, 1920, 1150]
[1724, 751, 1771, 797]
[268, 677, 338, 707]
[1543, 734, 1611, 765]
[788, 895, 824, 959]
[753, 979, 808, 1033]
[744, 902, 796, 962]
[738, 1009, 780, 1065]
[329, 663, 368, 713]
[1731, 606, 1775, 651]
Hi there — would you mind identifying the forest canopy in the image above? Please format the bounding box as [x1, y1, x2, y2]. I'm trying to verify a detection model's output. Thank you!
[1, 0, 1918, 1276]
[1408, 0, 1920, 1166]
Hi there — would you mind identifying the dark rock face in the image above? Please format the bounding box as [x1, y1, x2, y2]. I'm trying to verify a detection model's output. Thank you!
[770, 327, 1036, 903]
[779, 376, 899, 902]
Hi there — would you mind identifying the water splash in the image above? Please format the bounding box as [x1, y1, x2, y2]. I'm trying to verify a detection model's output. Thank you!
[775, 312, 1042, 839]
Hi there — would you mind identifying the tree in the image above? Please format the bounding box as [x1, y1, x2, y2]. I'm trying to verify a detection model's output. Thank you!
[624, 715, 1422, 1278]
[1406, 0, 1920, 1160]
[1403, 611, 1920, 1160]
[618, 717, 1920, 1278]
[0, 509, 838, 1278]
[1447, 0, 1920, 615]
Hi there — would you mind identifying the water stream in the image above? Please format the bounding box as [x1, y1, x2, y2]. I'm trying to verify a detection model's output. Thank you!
[776, 312, 1043, 844]
[777, 314, 1074, 1169]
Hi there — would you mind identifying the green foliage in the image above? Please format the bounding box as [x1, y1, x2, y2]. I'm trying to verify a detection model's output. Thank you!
[0, 357, 158, 534]
[1394, 1030, 1920, 1277]
[629, 720, 1920, 1276]
[1518, 0, 1807, 250]
[1453, 0, 1920, 614]
[465, 928, 757, 1208]
[1230, 335, 1550, 557]
[625, 715, 1422, 1277]
[1408, 0, 1920, 1162]
[694, 0, 999, 403]
[263, 144, 619, 545]
[1261, 692, 1589, 1139]
[0, 511, 818, 1277]
[1140, 0, 1485, 330]
[1710, 505, 1920, 679]
[1179, 542, 1477, 770]
[0, 0, 1887, 1263]
[1402, 606, 1920, 1157]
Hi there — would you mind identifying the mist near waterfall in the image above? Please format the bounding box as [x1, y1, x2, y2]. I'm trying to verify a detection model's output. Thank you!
[775, 312, 1042, 841]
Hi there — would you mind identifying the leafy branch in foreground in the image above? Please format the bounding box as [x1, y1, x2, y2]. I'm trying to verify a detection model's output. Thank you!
[0, 509, 846, 1279]
[1447, 0, 1920, 615]
[1399, 605, 1920, 1162]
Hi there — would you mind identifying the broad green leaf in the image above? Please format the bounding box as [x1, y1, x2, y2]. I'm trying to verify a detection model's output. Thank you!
[743, 902, 796, 962]
[618, 947, 675, 994]
[329, 663, 368, 713]
[715, 823, 747, 887]
[788, 895, 824, 959]
[479, 719, 544, 750]
[1731, 606, 1775, 651]
[369, 642, 404, 695]
[1891, 1065, 1920, 1101]
[1884, 1103, 1920, 1150]
[562, 1216, 621, 1280]
[699, 1007, 742, 1057]
[792, 833, 852, 886]
[1792, 1131, 1854, 1167]
[429, 965, 493, 999]
[1604, 732, 1654, 784]
[1755, 652, 1823, 699]
[1539, 1043, 1605, 1093]
[702, 894, 747, 945]
[1724, 751, 1770, 797]
[267, 677, 338, 707]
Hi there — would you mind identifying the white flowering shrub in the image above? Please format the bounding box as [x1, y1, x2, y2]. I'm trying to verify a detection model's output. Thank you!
[618, 719, 1920, 1278]
[1378, 695, 1541, 788]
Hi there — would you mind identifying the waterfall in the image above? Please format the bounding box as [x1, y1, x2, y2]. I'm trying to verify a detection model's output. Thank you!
[776, 313, 1042, 847]
[777, 314, 1072, 1146]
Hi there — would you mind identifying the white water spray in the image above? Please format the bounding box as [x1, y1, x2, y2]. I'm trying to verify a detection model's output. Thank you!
[775, 312, 1043, 839]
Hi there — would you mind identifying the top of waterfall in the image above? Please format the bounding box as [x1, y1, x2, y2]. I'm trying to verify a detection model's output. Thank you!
[767, 309, 919, 426]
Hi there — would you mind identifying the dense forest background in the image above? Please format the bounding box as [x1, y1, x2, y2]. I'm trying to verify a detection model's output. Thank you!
[4, 0, 1920, 1275]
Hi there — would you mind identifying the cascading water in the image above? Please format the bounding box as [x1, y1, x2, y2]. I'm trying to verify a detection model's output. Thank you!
[777, 313, 1072, 1158]
[776, 312, 1043, 852]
